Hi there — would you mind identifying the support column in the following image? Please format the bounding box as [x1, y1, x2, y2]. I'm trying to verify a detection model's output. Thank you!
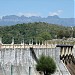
[62, 47, 65, 62]
[64, 47, 66, 57]
[11, 37, 14, 45]
[42, 41, 44, 45]
[39, 40, 40, 45]
[68, 47, 71, 56]
[36, 40, 38, 45]
[32, 39, 33, 45]
[60, 47, 65, 62]
[0, 37, 2, 63]
[62, 47, 64, 58]
[65, 47, 68, 57]
[65, 47, 68, 56]
[29, 40, 31, 45]
[21, 39, 24, 45]
[70, 47, 73, 56]
[0, 37, 2, 44]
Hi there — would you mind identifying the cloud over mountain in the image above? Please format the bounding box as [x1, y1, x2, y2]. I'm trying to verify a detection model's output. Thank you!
[49, 10, 63, 16]
[18, 12, 40, 17]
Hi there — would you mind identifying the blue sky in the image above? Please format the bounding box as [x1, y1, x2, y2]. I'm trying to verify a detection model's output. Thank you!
[0, 0, 74, 18]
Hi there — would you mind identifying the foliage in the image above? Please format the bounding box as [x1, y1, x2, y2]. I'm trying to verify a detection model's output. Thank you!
[36, 55, 56, 75]
[39, 32, 52, 40]
[0, 22, 75, 44]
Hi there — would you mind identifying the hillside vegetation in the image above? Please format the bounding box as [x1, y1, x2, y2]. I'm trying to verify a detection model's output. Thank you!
[0, 22, 75, 44]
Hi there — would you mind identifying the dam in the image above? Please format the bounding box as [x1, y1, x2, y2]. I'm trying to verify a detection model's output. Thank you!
[0, 38, 75, 75]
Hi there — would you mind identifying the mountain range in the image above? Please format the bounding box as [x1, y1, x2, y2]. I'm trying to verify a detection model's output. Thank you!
[0, 15, 75, 26]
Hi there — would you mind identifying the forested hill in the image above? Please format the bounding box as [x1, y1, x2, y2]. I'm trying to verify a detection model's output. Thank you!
[0, 22, 75, 44]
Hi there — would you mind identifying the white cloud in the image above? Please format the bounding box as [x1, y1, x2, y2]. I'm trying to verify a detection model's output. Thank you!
[49, 10, 63, 16]
[17, 12, 41, 17]
[49, 12, 59, 16]
[57, 10, 63, 13]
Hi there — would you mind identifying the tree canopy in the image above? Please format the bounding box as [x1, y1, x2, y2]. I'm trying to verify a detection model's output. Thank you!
[36, 55, 56, 75]
[0, 22, 75, 44]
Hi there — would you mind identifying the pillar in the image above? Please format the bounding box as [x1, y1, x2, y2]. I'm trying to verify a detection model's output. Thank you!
[0, 37, 2, 51]
[11, 37, 14, 51]
[65, 47, 68, 57]
[62, 47, 64, 58]
[29, 40, 31, 45]
[36, 40, 38, 45]
[21, 39, 24, 45]
[70, 47, 73, 56]
[64, 47, 67, 57]
[31, 39, 33, 45]
[39, 40, 40, 45]
[0, 37, 2, 44]
[68, 47, 71, 56]
[42, 41, 44, 45]
[11, 37, 14, 45]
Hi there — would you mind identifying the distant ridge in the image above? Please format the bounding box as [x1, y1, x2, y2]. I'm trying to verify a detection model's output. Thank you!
[0, 15, 75, 26]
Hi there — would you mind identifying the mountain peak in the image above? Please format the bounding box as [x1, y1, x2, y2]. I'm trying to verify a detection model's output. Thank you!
[47, 15, 59, 19]
[0, 15, 74, 26]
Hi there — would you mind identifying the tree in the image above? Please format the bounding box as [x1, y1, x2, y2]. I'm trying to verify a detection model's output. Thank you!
[36, 55, 56, 75]
[39, 32, 52, 40]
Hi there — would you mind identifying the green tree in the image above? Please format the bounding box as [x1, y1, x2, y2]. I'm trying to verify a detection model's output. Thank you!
[36, 55, 56, 75]
[39, 32, 52, 40]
